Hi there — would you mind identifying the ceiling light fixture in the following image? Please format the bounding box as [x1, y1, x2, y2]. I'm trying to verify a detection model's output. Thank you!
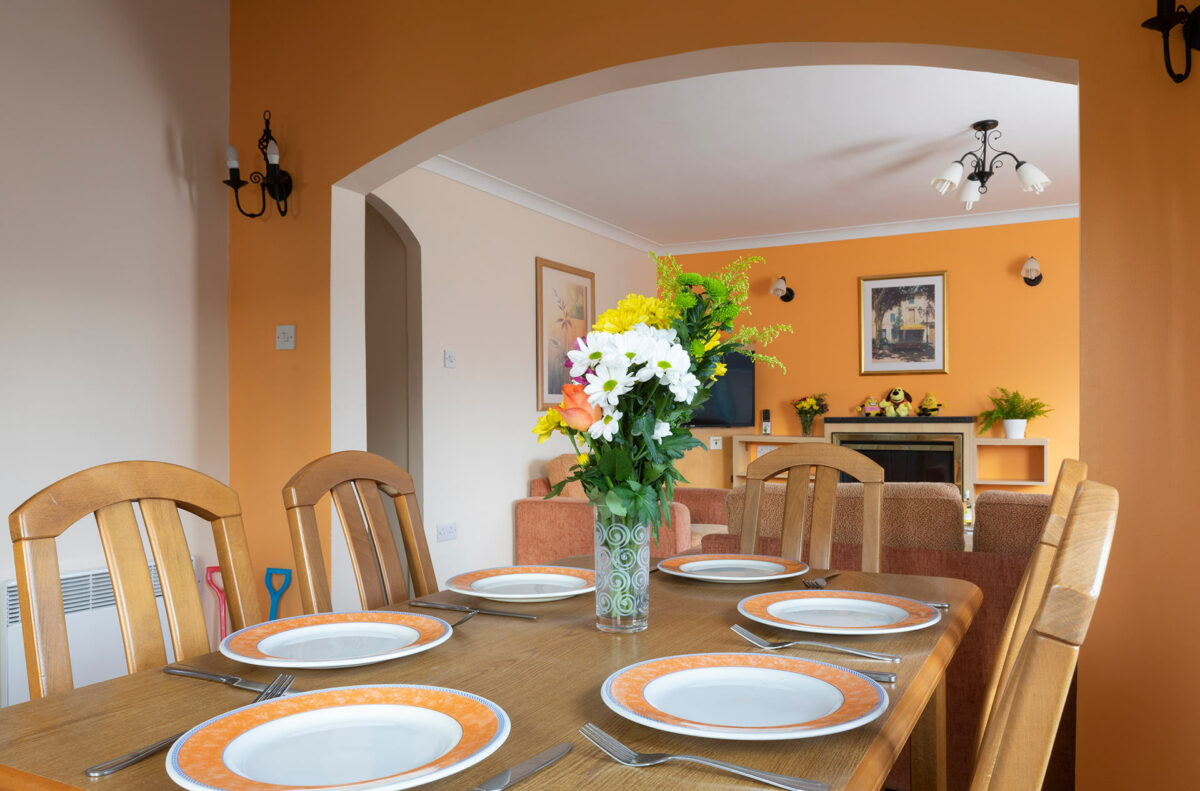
[769, 276, 794, 302]
[930, 120, 1050, 211]
[223, 110, 293, 218]
[1141, 0, 1200, 82]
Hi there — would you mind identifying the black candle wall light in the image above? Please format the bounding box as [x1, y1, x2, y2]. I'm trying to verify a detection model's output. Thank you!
[223, 111, 293, 218]
[1142, 1, 1200, 83]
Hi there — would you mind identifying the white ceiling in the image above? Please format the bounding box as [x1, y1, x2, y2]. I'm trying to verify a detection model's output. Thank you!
[419, 65, 1079, 253]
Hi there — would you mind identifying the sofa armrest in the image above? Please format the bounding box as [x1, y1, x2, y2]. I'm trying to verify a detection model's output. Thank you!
[672, 486, 730, 526]
[515, 496, 693, 565]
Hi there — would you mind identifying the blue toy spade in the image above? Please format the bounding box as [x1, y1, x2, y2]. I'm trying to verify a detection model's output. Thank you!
[264, 568, 292, 621]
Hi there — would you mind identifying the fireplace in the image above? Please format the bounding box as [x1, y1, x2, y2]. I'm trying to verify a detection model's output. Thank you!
[831, 431, 963, 494]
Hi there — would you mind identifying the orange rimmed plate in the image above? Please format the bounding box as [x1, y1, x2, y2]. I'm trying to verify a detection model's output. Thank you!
[739, 590, 941, 635]
[219, 611, 451, 669]
[166, 684, 509, 791]
[446, 565, 595, 602]
[656, 553, 808, 583]
[601, 653, 887, 740]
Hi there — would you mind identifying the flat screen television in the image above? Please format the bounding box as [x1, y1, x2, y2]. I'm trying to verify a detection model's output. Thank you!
[688, 352, 755, 427]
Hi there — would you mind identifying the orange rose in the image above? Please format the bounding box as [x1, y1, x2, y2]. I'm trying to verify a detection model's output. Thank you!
[554, 383, 600, 431]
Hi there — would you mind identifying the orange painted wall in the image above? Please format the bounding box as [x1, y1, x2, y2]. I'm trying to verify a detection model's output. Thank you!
[678, 219, 1080, 494]
[230, 1, 1199, 785]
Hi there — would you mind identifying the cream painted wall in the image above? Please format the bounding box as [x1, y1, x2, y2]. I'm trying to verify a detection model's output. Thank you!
[0, 2, 229, 597]
[369, 167, 651, 583]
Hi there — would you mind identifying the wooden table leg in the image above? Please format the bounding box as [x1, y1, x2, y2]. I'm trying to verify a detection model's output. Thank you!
[911, 677, 948, 791]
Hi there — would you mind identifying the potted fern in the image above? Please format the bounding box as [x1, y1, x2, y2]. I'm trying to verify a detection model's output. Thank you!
[977, 388, 1051, 438]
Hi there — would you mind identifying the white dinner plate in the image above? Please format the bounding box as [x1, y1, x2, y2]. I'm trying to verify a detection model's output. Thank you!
[738, 590, 941, 635]
[446, 565, 595, 602]
[166, 684, 509, 791]
[219, 611, 451, 669]
[656, 553, 808, 583]
[601, 653, 887, 740]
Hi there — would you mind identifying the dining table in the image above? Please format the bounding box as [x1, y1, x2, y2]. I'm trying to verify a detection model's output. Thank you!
[0, 558, 980, 791]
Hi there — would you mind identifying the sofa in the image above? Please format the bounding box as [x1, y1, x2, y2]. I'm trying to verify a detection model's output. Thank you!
[706, 482, 1066, 791]
[515, 476, 728, 565]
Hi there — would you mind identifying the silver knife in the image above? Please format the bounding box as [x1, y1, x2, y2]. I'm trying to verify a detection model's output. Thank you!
[469, 742, 571, 791]
[164, 665, 270, 693]
[410, 600, 538, 620]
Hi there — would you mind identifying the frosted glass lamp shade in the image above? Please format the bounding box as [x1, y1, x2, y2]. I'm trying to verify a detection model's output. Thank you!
[958, 177, 982, 210]
[1016, 161, 1051, 193]
[266, 140, 280, 165]
[930, 161, 964, 195]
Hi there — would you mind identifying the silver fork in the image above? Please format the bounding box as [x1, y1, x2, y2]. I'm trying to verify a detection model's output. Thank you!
[731, 624, 901, 662]
[803, 576, 949, 609]
[579, 722, 828, 791]
[85, 672, 295, 777]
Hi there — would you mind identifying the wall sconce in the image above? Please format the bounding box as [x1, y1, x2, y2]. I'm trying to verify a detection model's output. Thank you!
[224, 110, 293, 218]
[929, 120, 1051, 210]
[769, 276, 795, 302]
[1142, 1, 1200, 82]
[1022, 256, 1043, 286]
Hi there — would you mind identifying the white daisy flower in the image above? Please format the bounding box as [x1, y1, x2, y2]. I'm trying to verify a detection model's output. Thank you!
[643, 340, 692, 382]
[651, 421, 672, 443]
[666, 370, 701, 403]
[566, 331, 610, 378]
[584, 361, 636, 408]
[588, 409, 622, 441]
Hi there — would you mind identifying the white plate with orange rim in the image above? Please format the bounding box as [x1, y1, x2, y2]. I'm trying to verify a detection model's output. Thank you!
[166, 684, 509, 791]
[601, 653, 887, 740]
[656, 553, 808, 583]
[446, 565, 596, 602]
[738, 589, 941, 635]
[219, 611, 452, 669]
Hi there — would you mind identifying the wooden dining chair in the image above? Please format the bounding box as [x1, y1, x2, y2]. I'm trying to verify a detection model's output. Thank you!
[976, 458, 1087, 751]
[740, 443, 884, 572]
[8, 461, 262, 699]
[282, 450, 437, 614]
[970, 479, 1118, 790]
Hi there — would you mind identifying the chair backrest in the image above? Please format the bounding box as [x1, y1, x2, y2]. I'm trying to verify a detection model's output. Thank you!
[976, 458, 1087, 750]
[970, 479, 1117, 791]
[740, 444, 884, 572]
[8, 461, 262, 699]
[282, 450, 437, 613]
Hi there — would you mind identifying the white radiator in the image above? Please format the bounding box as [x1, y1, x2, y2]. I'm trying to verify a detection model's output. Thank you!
[0, 562, 191, 706]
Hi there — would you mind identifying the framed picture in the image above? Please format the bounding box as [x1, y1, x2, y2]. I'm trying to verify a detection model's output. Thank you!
[536, 257, 595, 410]
[859, 272, 948, 375]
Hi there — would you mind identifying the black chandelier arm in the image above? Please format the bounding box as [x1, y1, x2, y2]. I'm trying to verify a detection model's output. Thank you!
[986, 149, 1022, 171]
[230, 177, 268, 219]
[1160, 28, 1192, 82]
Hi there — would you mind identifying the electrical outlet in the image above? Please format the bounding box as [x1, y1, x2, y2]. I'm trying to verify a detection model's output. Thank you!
[436, 522, 457, 542]
[275, 324, 296, 350]
[443, 349, 457, 368]
[709, 436, 723, 450]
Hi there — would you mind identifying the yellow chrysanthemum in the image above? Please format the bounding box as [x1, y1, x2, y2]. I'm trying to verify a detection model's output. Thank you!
[710, 361, 727, 381]
[576, 454, 590, 467]
[593, 293, 672, 333]
[532, 410, 565, 443]
[703, 332, 721, 352]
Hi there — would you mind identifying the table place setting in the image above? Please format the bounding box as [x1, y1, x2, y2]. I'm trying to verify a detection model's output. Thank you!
[656, 553, 809, 583]
[446, 565, 596, 602]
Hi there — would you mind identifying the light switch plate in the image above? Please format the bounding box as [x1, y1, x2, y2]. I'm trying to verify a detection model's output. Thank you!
[709, 436, 723, 450]
[443, 349, 457, 368]
[275, 325, 296, 350]
[436, 522, 457, 542]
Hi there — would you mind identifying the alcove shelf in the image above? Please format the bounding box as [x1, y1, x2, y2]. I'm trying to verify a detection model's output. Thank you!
[973, 437, 1049, 486]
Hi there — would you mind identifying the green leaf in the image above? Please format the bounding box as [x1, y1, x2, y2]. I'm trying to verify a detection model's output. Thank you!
[604, 489, 628, 516]
[613, 447, 633, 481]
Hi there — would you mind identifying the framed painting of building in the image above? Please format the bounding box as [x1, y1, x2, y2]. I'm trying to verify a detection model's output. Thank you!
[536, 257, 595, 410]
[859, 272, 947, 375]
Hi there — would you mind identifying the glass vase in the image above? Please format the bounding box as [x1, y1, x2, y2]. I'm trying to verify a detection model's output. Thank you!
[800, 414, 815, 436]
[593, 502, 650, 633]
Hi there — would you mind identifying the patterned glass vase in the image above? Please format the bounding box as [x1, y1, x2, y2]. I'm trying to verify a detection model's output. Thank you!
[593, 501, 650, 633]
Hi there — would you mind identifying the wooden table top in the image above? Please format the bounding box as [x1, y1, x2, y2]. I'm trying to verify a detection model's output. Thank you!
[0, 565, 980, 791]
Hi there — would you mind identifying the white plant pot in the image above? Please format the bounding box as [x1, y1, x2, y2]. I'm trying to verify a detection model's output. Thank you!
[1002, 419, 1027, 439]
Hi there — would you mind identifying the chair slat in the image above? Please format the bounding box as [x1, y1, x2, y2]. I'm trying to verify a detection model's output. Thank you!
[140, 499, 209, 661]
[806, 466, 840, 569]
[211, 515, 262, 632]
[95, 501, 169, 674]
[356, 480, 410, 604]
[394, 491, 437, 598]
[330, 481, 388, 610]
[286, 504, 333, 614]
[860, 479, 883, 573]
[779, 470, 811, 561]
[739, 479, 765, 555]
[13, 538, 71, 698]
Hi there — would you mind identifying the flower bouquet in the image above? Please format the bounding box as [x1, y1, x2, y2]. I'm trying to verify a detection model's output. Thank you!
[791, 393, 829, 436]
[533, 254, 789, 632]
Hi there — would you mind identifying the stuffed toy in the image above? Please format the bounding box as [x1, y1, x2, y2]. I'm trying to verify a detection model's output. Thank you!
[884, 387, 915, 417]
[857, 396, 883, 417]
[918, 393, 942, 417]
